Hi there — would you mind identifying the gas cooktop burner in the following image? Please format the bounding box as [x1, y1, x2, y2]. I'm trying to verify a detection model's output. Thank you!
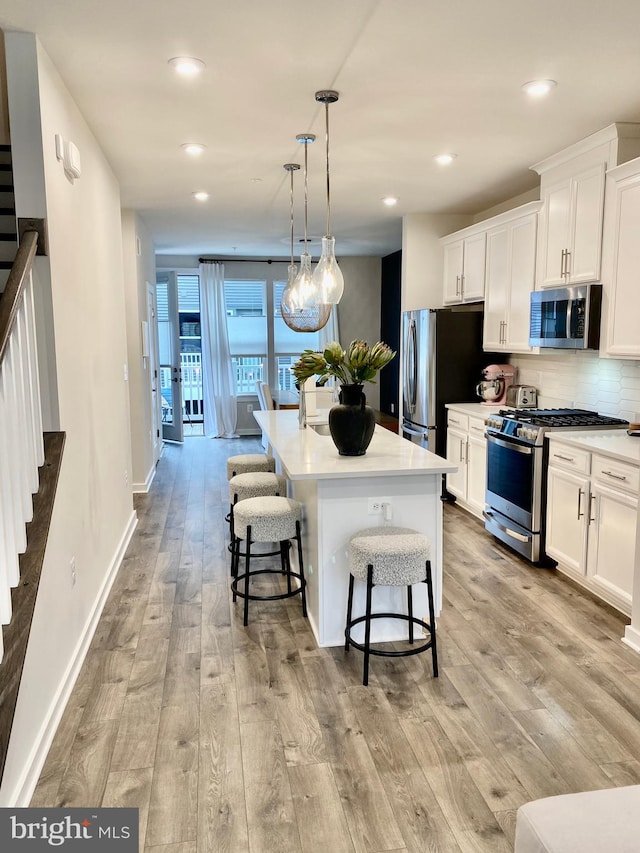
[499, 408, 629, 428]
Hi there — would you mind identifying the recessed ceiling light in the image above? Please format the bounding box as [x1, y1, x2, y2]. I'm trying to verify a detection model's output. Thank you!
[434, 153, 457, 166]
[383, 197, 398, 206]
[522, 79, 557, 97]
[181, 143, 205, 156]
[193, 191, 209, 202]
[168, 56, 205, 76]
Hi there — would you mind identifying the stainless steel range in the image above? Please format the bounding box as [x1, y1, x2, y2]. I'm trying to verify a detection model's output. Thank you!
[484, 408, 629, 563]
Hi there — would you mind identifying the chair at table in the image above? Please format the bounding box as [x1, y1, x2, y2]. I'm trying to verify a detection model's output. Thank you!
[256, 381, 274, 451]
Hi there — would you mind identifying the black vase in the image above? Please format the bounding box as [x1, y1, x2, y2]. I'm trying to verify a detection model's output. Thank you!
[328, 384, 376, 456]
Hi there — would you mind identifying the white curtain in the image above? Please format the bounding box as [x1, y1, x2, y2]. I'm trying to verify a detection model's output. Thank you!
[200, 262, 238, 438]
[318, 305, 340, 350]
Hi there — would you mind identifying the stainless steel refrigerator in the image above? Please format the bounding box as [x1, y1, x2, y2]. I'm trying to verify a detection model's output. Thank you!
[402, 306, 492, 460]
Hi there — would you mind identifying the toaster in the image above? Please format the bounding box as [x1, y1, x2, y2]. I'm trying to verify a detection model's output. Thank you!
[506, 384, 538, 408]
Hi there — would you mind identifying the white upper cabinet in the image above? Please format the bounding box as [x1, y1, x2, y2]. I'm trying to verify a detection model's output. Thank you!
[531, 122, 640, 290]
[442, 228, 486, 304]
[600, 157, 640, 358]
[482, 202, 541, 353]
[537, 164, 605, 287]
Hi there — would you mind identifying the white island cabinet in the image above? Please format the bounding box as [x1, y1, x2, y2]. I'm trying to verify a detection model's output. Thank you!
[254, 410, 456, 647]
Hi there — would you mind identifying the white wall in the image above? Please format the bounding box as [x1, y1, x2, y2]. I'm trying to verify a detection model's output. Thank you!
[0, 33, 10, 145]
[1, 33, 136, 805]
[401, 212, 472, 311]
[122, 210, 158, 490]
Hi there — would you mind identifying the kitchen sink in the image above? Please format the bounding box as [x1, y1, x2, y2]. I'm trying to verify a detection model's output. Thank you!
[308, 422, 331, 435]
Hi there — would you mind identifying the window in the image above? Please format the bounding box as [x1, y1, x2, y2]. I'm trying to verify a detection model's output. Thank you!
[273, 281, 323, 391]
[224, 280, 267, 394]
[158, 269, 327, 397]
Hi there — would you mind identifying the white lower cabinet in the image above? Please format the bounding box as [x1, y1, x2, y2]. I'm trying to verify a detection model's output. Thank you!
[546, 438, 638, 615]
[446, 411, 488, 519]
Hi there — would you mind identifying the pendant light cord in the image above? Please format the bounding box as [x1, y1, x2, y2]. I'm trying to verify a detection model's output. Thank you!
[303, 138, 309, 252]
[289, 167, 295, 267]
[324, 100, 331, 237]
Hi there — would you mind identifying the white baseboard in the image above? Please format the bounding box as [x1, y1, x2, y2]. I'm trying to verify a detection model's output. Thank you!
[132, 462, 156, 494]
[7, 510, 138, 806]
[622, 624, 640, 654]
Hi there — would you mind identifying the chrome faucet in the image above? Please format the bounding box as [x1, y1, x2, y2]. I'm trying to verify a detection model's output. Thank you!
[298, 382, 307, 429]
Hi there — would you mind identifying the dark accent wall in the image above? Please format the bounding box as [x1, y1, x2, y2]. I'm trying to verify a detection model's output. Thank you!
[379, 250, 401, 416]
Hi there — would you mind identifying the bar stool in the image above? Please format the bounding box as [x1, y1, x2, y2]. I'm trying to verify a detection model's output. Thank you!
[231, 495, 307, 626]
[226, 453, 275, 480]
[224, 453, 276, 525]
[344, 526, 438, 686]
[228, 471, 287, 577]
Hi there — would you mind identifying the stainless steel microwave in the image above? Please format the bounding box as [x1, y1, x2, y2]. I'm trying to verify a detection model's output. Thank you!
[529, 284, 602, 349]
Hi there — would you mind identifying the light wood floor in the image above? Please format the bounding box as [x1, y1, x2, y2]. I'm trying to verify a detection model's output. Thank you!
[31, 436, 640, 852]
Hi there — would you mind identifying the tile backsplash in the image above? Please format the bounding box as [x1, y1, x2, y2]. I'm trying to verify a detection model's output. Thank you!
[509, 352, 640, 420]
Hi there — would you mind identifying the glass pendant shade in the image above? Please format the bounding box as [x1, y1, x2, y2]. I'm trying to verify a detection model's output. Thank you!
[282, 258, 330, 331]
[312, 235, 344, 304]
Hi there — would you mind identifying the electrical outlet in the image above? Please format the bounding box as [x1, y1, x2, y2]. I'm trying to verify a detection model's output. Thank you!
[368, 499, 384, 514]
[247, 403, 253, 413]
[70, 556, 76, 587]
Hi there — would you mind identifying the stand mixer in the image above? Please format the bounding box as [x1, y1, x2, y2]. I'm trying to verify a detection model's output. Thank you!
[476, 364, 516, 406]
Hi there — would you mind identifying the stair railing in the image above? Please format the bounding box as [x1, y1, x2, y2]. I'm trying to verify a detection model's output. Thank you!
[0, 230, 43, 663]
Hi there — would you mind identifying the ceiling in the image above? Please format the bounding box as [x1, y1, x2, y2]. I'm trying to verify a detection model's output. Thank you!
[2, 0, 640, 259]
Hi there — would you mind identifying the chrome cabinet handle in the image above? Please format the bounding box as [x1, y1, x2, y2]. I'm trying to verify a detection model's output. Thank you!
[553, 452, 575, 463]
[449, 416, 460, 425]
[455, 274, 461, 297]
[577, 488, 584, 519]
[565, 250, 571, 277]
[589, 493, 596, 524]
[601, 469, 627, 481]
[460, 273, 465, 297]
[459, 439, 465, 462]
[560, 248, 568, 278]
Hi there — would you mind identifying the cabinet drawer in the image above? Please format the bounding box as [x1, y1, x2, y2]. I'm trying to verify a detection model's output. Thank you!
[447, 411, 469, 432]
[468, 416, 487, 438]
[591, 454, 639, 494]
[547, 443, 590, 474]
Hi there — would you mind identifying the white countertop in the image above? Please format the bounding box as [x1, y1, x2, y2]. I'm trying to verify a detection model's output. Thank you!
[546, 429, 640, 465]
[255, 410, 456, 480]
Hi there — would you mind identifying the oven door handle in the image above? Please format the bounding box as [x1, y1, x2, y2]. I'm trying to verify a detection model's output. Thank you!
[483, 510, 531, 543]
[485, 433, 533, 455]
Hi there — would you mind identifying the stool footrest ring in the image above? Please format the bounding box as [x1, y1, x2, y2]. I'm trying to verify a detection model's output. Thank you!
[345, 612, 435, 658]
[231, 568, 306, 602]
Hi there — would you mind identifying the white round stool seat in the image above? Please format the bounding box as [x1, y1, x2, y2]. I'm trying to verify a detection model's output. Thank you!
[349, 526, 430, 586]
[229, 472, 287, 504]
[226, 453, 275, 480]
[233, 496, 302, 543]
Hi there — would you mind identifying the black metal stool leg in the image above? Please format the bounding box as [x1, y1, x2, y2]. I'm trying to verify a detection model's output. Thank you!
[243, 525, 252, 627]
[295, 521, 307, 618]
[282, 540, 292, 594]
[425, 560, 438, 678]
[363, 564, 374, 686]
[407, 584, 414, 644]
[345, 574, 354, 652]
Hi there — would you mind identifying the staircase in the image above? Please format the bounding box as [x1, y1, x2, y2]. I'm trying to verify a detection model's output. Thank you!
[0, 145, 17, 294]
[0, 145, 64, 784]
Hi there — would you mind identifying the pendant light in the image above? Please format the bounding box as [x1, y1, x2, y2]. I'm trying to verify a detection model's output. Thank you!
[312, 90, 344, 304]
[282, 134, 330, 332]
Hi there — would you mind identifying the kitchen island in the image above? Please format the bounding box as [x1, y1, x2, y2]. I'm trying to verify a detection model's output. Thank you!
[254, 409, 456, 647]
